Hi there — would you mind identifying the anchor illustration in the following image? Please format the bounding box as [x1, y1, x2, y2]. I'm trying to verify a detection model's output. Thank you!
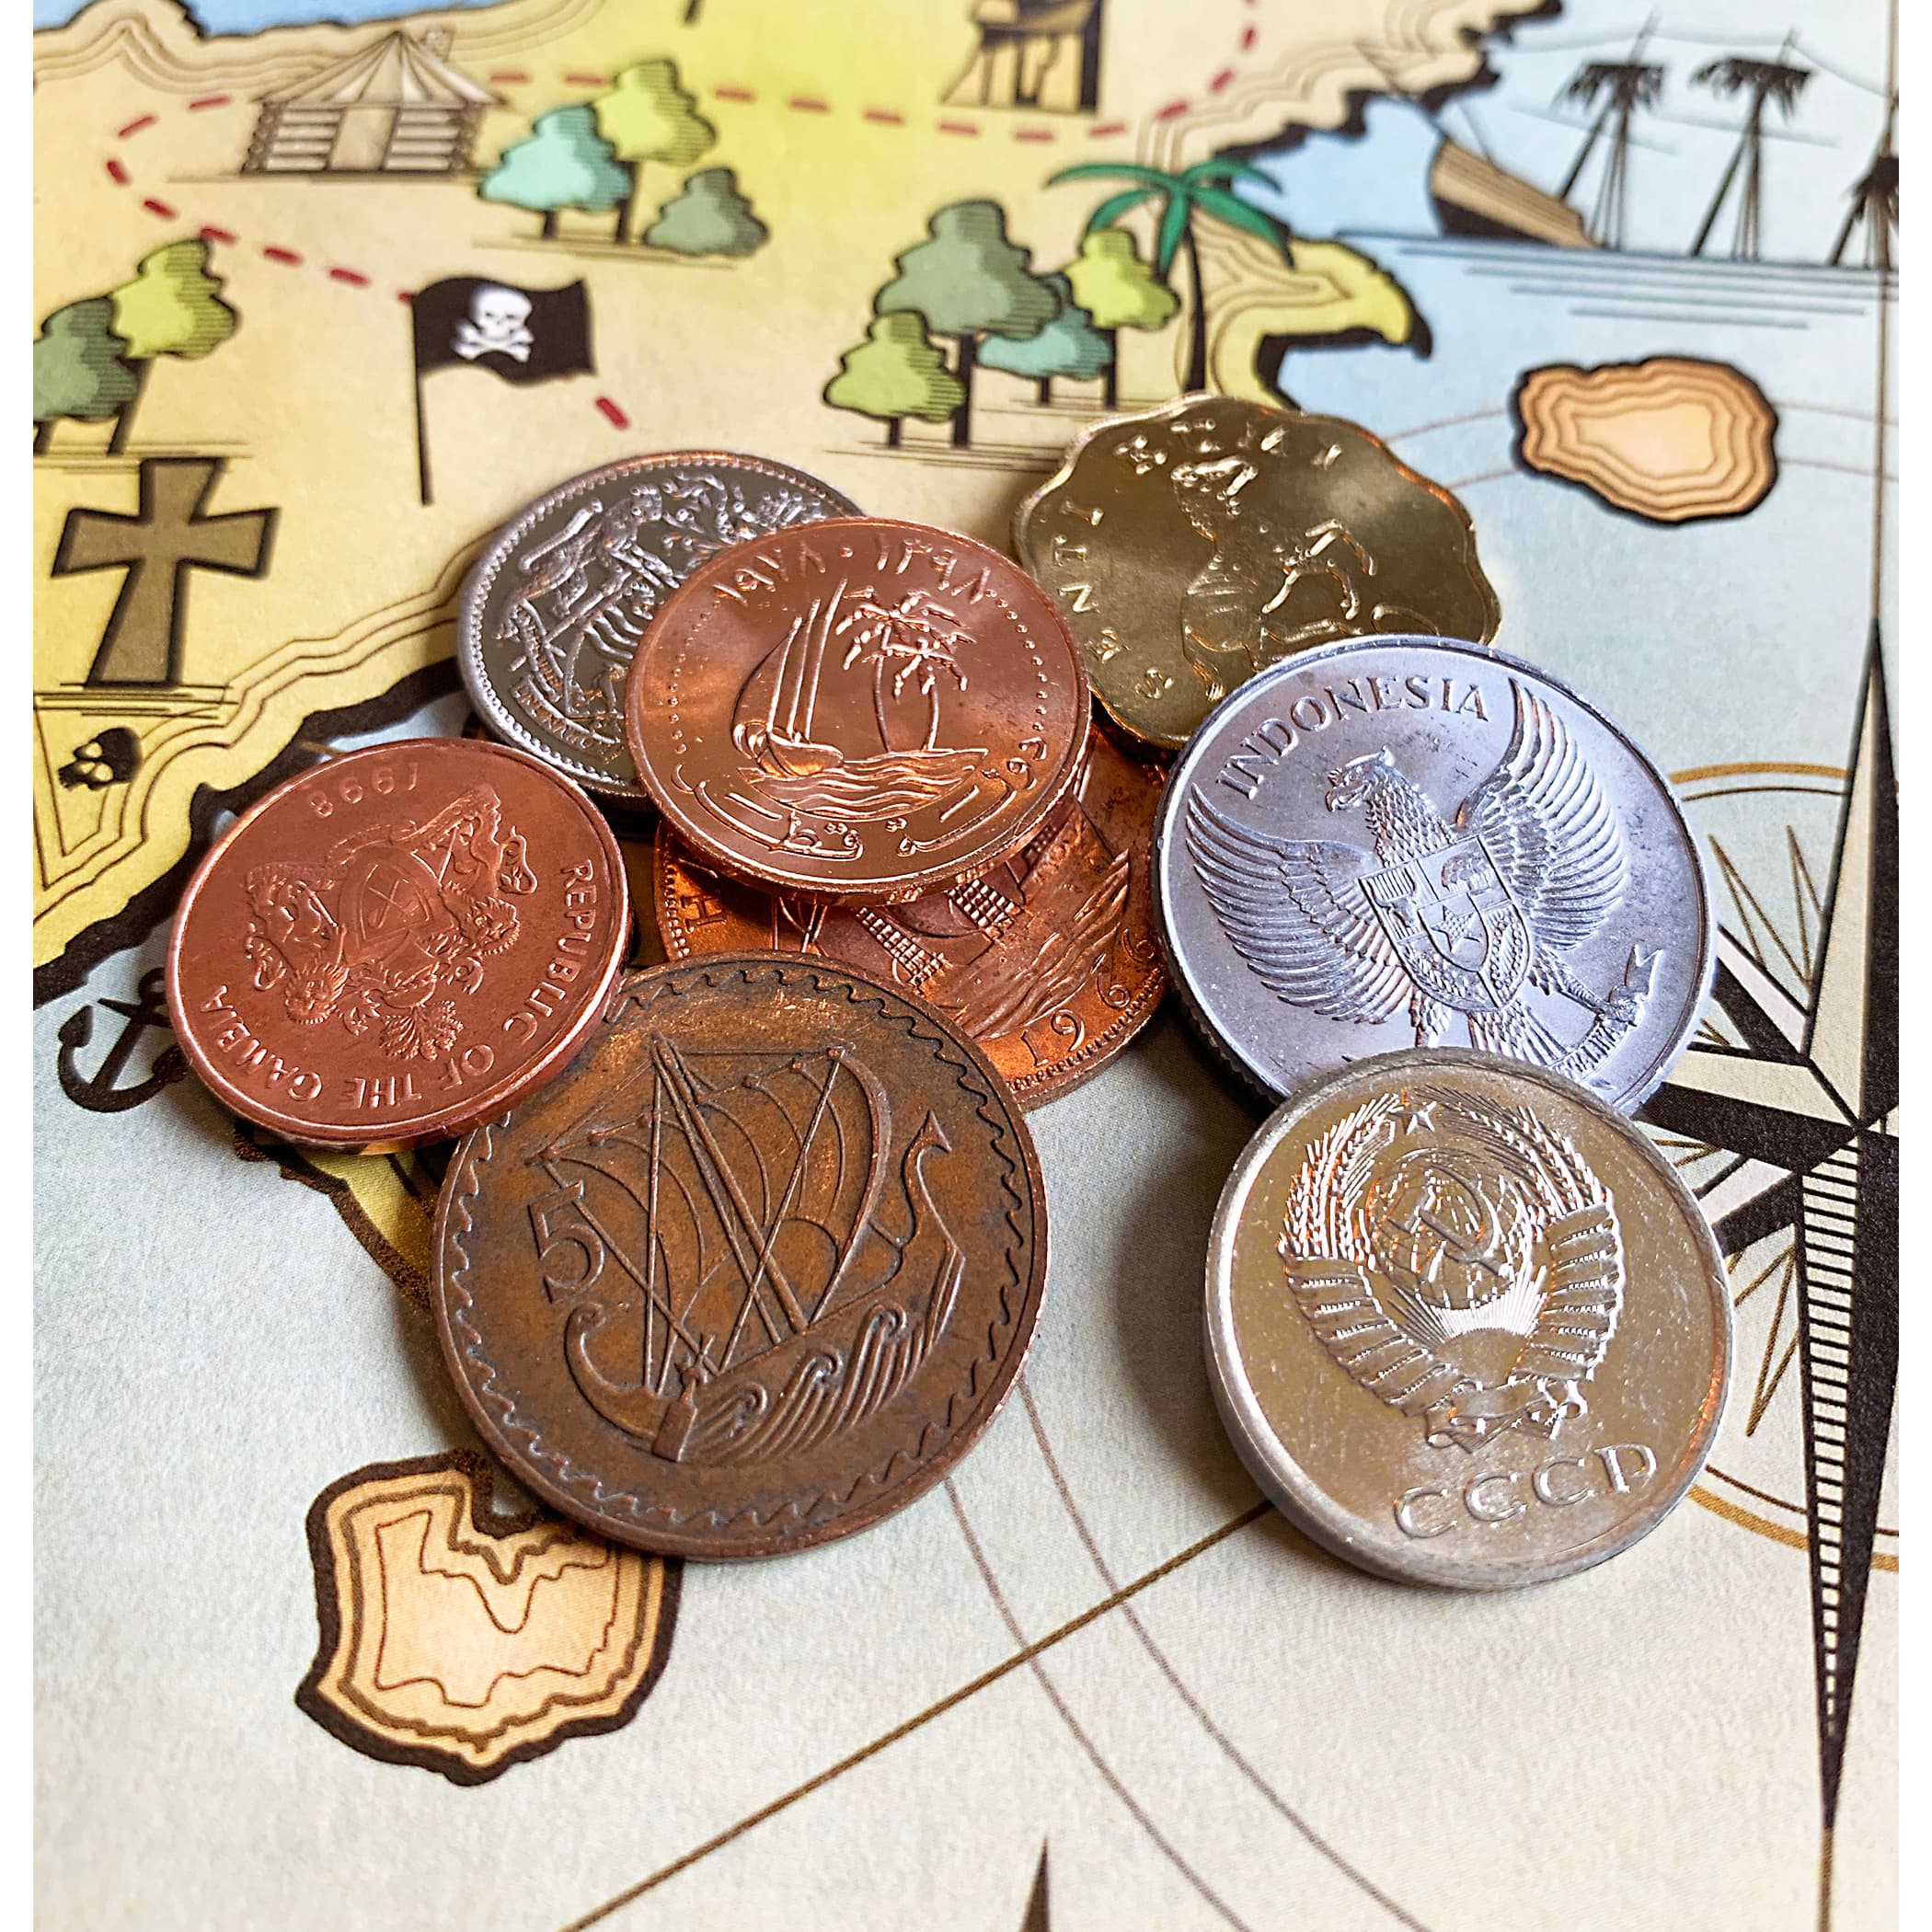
[55, 967, 189, 1113]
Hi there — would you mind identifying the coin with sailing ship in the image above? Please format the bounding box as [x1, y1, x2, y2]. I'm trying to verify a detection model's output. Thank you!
[625, 517, 1091, 903]
[1015, 394, 1500, 753]
[165, 738, 630, 1148]
[1153, 636, 1714, 1110]
[653, 723, 1167, 1105]
[458, 453, 858, 801]
[1206, 1051, 1730, 1589]
[432, 954, 1051, 1559]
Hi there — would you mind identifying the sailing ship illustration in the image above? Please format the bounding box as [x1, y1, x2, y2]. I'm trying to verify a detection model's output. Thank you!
[534, 1032, 963, 1467]
[706, 581, 1009, 859]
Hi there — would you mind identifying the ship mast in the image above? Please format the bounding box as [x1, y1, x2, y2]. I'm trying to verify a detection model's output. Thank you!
[1688, 32, 1813, 260]
[1830, 94, 1898, 269]
[1556, 18, 1666, 249]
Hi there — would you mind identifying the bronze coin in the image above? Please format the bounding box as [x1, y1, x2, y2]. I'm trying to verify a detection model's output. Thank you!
[624, 516, 1091, 903]
[432, 954, 1050, 1559]
[165, 738, 629, 1149]
[654, 724, 1168, 1105]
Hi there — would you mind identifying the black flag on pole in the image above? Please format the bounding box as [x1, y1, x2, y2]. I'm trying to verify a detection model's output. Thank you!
[408, 277, 593, 503]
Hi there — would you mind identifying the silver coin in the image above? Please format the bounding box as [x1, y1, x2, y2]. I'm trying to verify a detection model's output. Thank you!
[1206, 1049, 1731, 1590]
[1153, 636, 1714, 1110]
[457, 453, 859, 799]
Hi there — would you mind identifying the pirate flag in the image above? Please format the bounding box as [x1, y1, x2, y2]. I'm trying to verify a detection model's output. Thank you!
[408, 277, 593, 503]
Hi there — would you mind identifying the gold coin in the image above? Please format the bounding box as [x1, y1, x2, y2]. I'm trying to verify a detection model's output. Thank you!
[1206, 1050, 1729, 1590]
[1016, 394, 1500, 753]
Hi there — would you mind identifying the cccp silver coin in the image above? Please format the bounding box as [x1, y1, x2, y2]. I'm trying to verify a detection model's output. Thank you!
[1205, 1050, 1731, 1590]
[458, 453, 859, 800]
[1152, 636, 1714, 1110]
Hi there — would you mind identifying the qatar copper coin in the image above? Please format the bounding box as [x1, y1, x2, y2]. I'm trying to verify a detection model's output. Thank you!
[1154, 636, 1714, 1110]
[1206, 1050, 1731, 1590]
[432, 953, 1050, 1560]
[166, 738, 629, 1148]
[654, 723, 1167, 1106]
[458, 452, 858, 801]
[1016, 394, 1500, 752]
[625, 516, 1091, 903]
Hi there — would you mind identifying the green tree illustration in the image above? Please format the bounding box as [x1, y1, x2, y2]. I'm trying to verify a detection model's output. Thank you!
[824, 312, 966, 447]
[106, 238, 238, 455]
[980, 272, 1110, 405]
[645, 167, 768, 257]
[874, 200, 1057, 448]
[480, 105, 630, 241]
[1051, 159, 1292, 392]
[34, 299, 139, 454]
[593, 59, 716, 243]
[1064, 227, 1179, 408]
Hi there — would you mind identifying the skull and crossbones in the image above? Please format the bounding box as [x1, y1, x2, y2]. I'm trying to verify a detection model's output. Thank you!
[453, 285, 534, 363]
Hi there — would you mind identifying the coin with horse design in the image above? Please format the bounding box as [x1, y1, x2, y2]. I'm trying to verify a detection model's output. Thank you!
[1206, 1050, 1731, 1589]
[626, 517, 1091, 903]
[165, 738, 629, 1148]
[1153, 636, 1714, 1110]
[458, 453, 858, 800]
[432, 954, 1050, 1559]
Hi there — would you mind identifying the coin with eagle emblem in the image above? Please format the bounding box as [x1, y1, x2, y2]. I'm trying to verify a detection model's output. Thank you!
[1206, 1050, 1731, 1589]
[1152, 636, 1715, 1110]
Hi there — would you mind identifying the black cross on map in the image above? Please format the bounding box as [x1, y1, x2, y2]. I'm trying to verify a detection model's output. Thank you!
[50, 456, 278, 687]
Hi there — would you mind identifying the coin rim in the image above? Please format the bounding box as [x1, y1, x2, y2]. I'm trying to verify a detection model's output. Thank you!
[456, 452, 861, 800]
[1149, 633, 1719, 1113]
[1203, 1047, 1732, 1591]
[624, 515, 1094, 903]
[1013, 392, 1501, 753]
[164, 738, 631, 1148]
[431, 949, 1052, 1560]
[647, 753, 1171, 1109]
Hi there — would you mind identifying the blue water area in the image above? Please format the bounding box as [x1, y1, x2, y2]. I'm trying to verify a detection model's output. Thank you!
[35, 0, 490, 28]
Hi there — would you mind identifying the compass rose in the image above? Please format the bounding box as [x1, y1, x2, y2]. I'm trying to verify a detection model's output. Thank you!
[1642, 633, 1895, 1917]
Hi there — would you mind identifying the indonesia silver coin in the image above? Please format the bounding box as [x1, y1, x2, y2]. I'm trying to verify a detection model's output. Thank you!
[458, 453, 859, 800]
[1206, 1049, 1731, 1590]
[1152, 636, 1714, 1110]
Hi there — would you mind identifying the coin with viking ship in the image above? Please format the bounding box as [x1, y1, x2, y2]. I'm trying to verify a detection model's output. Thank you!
[166, 738, 630, 1148]
[458, 454, 859, 800]
[1206, 1051, 1731, 1589]
[1153, 636, 1714, 1110]
[1015, 394, 1500, 752]
[626, 517, 1092, 903]
[432, 954, 1051, 1559]
[653, 724, 1167, 1105]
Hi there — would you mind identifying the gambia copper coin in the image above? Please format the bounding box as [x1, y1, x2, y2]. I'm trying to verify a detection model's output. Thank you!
[1154, 636, 1714, 1110]
[431, 954, 1050, 1559]
[166, 738, 629, 1149]
[1206, 1051, 1731, 1589]
[1016, 394, 1500, 752]
[625, 516, 1091, 903]
[458, 452, 858, 801]
[654, 723, 1167, 1105]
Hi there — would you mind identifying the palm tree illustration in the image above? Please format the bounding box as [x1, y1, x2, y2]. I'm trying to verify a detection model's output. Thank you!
[1051, 158, 1294, 392]
[839, 591, 971, 751]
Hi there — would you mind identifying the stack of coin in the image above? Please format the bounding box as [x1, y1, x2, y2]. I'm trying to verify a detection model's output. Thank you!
[161, 400, 1731, 1587]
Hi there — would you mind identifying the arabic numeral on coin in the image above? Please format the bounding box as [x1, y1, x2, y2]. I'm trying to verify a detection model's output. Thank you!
[305, 760, 419, 816]
[528, 1184, 606, 1298]
[1021, 1011, 1084, 1064]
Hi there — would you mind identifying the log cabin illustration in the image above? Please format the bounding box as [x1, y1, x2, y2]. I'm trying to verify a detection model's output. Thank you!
[946, 0, 1105, 114]
[242, 29, 498, 177]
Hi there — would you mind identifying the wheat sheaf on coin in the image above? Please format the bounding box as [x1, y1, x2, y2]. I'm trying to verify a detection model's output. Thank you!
[1278, 1085, 1625, 1452]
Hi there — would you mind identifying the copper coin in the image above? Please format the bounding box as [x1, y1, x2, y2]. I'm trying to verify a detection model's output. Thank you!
[624, 516, 1091, 903]
[431, 953, 1050, 1559]
[654, 724, 1167, 1105]
[166, 738, 629, 1149]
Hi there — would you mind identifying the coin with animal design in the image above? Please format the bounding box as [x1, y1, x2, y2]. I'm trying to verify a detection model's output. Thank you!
[432, 954, 1050, 1559]
[625, 517, 1091, 903]
[166, 738, 630, 1149]
[458, 453, 859, 800]
[1153, 636, 1714, 1110]
[1015, 394, 1500, 752]
[1206, 1050, 1731, 1589]
[653, 723, 1167, 1106]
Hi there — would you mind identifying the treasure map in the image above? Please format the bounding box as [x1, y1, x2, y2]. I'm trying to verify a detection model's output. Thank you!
[34, 1, 1896, 1927]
